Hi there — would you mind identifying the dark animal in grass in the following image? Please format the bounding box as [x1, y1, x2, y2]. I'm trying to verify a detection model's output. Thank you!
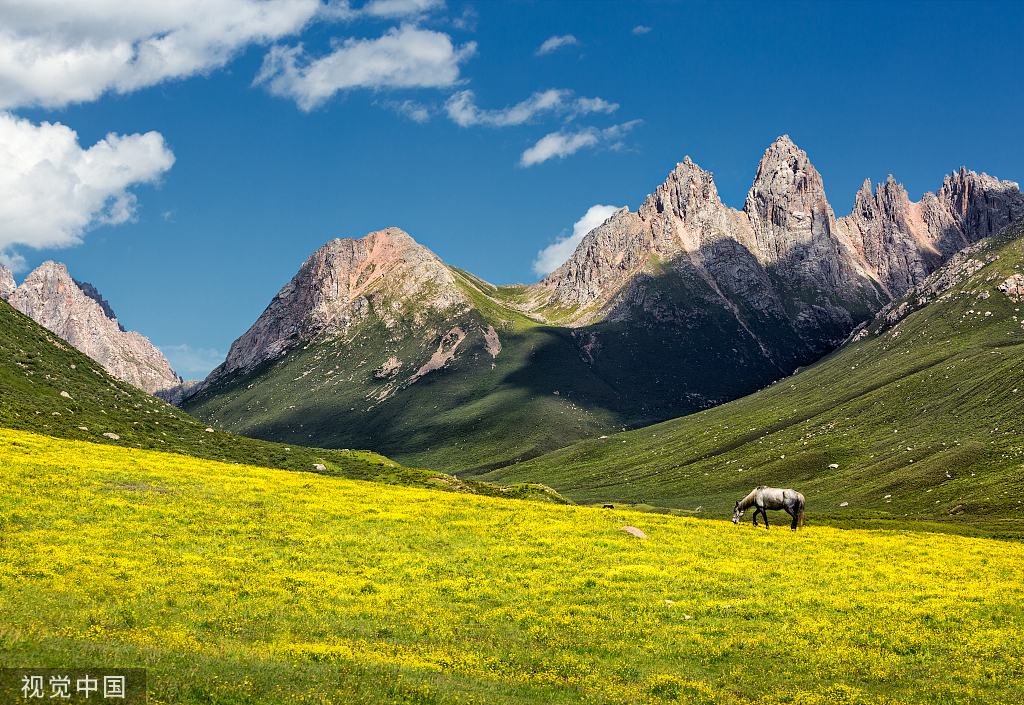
[732, 486, 805, 530]
[602, 504, 614, 509]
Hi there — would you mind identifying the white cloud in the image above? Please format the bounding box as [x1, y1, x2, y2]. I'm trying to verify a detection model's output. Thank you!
[532, 204, 620, 277]
[360, 0, 446, 19]
[0, 112, 175, 258]
[445, 89, 617, 127]
[256, 24, 476, 111]
[446, 89, 566, 127]
[535, 34, 580, 56]
[158, 343, 225, 378]
[0, 0, 323, 110]
[632, 25, 653, 35]
[518, 120, 641, 167]
[382, 98, 434, 122]
[0, 252, 27, 273]
[566, 96, 618, 121]
[452, 7, 478, 31]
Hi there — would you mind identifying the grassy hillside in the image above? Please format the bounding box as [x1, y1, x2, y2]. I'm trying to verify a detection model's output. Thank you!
[470, 218, 1024, 539]
[0, 298, 564, 502]
[184, 258, 834, 473]
[2, 427, 1021, 704]
[182, 308, 626, 473]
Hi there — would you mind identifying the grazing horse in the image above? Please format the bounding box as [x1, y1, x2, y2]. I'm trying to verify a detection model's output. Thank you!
[732, 486, 805, 530]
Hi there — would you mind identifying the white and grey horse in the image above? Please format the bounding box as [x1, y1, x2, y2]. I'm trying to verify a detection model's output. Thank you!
[732, 486, 805, 530]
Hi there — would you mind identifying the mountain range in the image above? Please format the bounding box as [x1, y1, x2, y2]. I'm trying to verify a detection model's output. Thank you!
[472, 214, 1024, 539]
[3, 134, 1024, 530]
[179, 136, 1024, 471]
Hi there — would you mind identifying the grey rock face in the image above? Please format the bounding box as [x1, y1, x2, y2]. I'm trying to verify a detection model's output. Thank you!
[155, 380, 204, 406]
[0, 264, 14, 300]
[835, 169, 1024, 297]
[538, 136, 1021, 353]
[198, 227, 470, 392]
[7, 261, 182, 396]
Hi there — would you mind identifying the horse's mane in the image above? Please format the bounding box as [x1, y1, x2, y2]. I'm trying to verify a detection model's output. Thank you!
[736, 486, 762, 510]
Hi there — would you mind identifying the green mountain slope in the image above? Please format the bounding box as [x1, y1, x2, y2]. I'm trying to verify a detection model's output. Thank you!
[183, 259, 828, 472]
[0, 298, 565, 502]
[182, 145, 1022, 474]
[468, 217, 1024, 538]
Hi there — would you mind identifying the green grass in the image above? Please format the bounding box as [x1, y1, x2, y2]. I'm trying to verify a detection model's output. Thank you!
[470, 219, 1024, 540]
[3, 429, 1022, 704]
[0, 298, 565, 503]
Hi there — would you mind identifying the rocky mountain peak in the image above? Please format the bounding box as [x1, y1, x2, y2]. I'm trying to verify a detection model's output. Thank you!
[637, 157, 723, 226]
[0, 263, 14, 300]
[6, 261, 182, 395]
[936, 167, 1024, 238]
[743, 136, 832, 261]
[198, 227, 468, 392]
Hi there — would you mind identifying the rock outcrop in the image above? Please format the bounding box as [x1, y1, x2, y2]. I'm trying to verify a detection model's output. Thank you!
[835, 169, 1024, 297]
[536, 136, 1022, 344]
[0, 264, 15, 300]
[7, 261, 182, 396]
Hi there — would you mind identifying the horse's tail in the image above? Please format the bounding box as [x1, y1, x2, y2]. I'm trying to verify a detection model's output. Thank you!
[797, 493, 805, 529]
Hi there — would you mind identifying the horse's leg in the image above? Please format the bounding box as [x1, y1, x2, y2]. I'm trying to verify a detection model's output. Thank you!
[763, 508, 769, 530]
[785, 505, 797, 530]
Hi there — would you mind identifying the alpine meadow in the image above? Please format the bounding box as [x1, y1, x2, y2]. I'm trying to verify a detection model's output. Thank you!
[3, 2, 1024, 704]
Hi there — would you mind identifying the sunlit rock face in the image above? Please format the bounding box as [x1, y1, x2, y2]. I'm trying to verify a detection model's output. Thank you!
[7, 261, 182, 396]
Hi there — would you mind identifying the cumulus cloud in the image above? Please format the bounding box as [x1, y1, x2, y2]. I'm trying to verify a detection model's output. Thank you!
[518, 119, 641, 167]
[256, 24, 476, 111]
[0, 112, 175, 259]
[0, 0, 323, 110]
[535, 34, 580, 56]
[532, 204, 620, 277]
[0, 252, 27, 273]
[445, 89, 617, 127]
[632, 25, 653, 35]
[158, 343, 226, 378]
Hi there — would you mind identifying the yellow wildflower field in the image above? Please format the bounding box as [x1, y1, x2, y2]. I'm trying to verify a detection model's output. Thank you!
[0, 427, 1021, 704]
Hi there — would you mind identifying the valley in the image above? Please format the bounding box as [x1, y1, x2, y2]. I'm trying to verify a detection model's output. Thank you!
[472, 217, 1024, 539]
[181, 138, 1024, 474]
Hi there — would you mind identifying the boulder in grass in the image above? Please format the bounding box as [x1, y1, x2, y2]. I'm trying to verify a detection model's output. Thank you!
[620, 525, 647, 539]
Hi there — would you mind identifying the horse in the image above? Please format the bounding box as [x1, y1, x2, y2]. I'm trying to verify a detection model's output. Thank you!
[732, 486, 805, 530]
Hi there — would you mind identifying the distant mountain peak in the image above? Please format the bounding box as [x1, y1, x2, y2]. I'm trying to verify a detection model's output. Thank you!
[7, 261, 181, 395]
[197, 227, 469, 393]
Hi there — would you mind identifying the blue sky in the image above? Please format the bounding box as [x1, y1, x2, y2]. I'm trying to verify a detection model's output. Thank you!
[1, 0, 1022, 379]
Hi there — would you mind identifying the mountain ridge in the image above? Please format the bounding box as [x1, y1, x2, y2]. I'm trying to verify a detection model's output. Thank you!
[468, 214, 1024, 540]
[183, 136, 1022, 471]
